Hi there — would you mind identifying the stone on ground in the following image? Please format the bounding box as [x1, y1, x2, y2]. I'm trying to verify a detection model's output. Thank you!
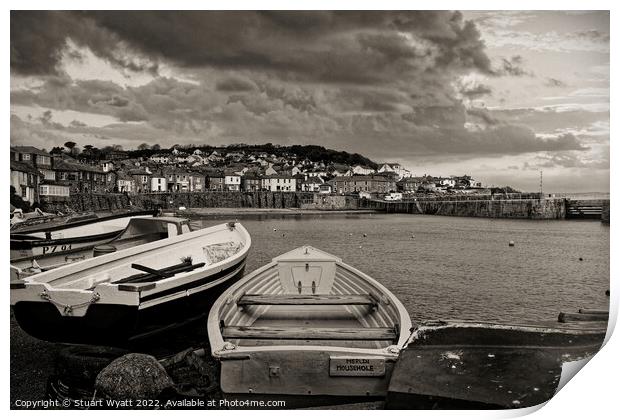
[95, 353, 174, 399]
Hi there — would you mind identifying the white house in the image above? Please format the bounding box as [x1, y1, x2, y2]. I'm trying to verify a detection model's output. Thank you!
[304, 170, 328, 179]
[117, 176, 135, 193]
[101, 161, 115, 173]
[265, 163, 278, 176]
[352, 165, 375, 175]
[150, 176, 168, 192]
[174, 155, 191, 164]
[39, 182, 70, 198]
[468, 178, 483, 188]
[301, 176, 323, 192]
[224, 171, 241, 191]
[262, 174, 297, 192]
[438, 177, 456, 188]
[10, 161, 38, 204]
[319, 183, 332, 194]
[378, 162, 411, 180]
[149, 154, 170, 164]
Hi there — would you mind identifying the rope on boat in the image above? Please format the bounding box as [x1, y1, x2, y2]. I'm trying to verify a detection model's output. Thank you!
[39, 290, 100, 315]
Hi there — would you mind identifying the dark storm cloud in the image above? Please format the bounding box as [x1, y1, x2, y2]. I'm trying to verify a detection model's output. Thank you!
[10, 114, 73, 149]
[69, 120, 87, 128]
[458, 83, 493, 99]
[326, 112, 587, 157]
[216, 77, 257, 92]
[11, 74, 150, 122]
[466, 107, 499, 125]
[403, 104, 467, 128]
[11, 10, 493, 83]
[10, 11, 157, 76]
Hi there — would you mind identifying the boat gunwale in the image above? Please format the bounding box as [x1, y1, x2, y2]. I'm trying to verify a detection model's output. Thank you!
[13, 222, 251, 296]
[404, 319, 609, 347]
[11, 216, 192, 266]
[10, 209, 156, 235]
[208, 247, 413, 357]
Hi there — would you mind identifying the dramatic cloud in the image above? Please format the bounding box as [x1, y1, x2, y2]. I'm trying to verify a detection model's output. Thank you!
[10, 11, 158, 76]
[216, 77, 257, 92]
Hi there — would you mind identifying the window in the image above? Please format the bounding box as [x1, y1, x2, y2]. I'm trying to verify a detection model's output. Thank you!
[36, 155, 51, 165]
[21, 153, 31, 161]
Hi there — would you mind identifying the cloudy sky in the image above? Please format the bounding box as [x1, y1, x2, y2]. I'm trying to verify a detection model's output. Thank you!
[10, 11, 609, 192]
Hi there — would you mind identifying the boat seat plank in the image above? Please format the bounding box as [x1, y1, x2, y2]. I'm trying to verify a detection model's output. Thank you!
[115, 261, 205, 284]
[221, 325, 397, 341]
[237, 294, 377, 306]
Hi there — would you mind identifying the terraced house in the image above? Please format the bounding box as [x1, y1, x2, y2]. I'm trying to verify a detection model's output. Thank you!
[330, 175, 396, 194]
[10, 160, 40, 204]
[128, 168, 152, 193]
[12, 146, 55, 182]
[54, 160, 106, 194]
[261, 174, 298, 192]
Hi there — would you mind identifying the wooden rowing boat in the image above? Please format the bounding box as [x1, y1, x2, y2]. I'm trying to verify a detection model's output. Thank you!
[10, 216, 193, 281]
[385, 320, 607, 409]
[10, 208, 57, 227]
[10, 209, 156, 264]
[11, 222, 251, 346]
[208, 245, 412, 401]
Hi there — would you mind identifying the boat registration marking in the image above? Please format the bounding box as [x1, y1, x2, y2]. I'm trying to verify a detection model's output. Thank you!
[41, 244, 72, 255]
[329, 356, 385, 377]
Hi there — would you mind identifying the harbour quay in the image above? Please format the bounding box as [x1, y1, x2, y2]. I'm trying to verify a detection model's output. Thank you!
[39, 191, 610, 221]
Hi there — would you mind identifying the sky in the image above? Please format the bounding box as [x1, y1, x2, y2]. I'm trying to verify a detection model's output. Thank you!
[9, 11, 610, 192]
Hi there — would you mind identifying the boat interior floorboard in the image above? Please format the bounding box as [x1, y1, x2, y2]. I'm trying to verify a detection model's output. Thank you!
[226, 306, 395, 349]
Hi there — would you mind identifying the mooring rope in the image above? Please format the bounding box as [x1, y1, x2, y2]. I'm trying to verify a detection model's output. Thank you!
[39, 290, 100, 315]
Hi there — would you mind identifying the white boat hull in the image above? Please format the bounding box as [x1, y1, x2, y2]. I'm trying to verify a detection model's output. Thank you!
[11, 222, 251, 345]
[208, 246, 412, 398]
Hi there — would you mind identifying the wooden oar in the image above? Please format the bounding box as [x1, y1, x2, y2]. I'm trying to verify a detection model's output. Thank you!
[131, 263, 171, 279]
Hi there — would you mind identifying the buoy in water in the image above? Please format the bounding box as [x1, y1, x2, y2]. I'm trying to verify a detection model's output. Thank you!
[363, 234, 367, 238]
[579, 257, 583, 261]
[273, 228, 277, 231]
[359, 245, 362, 249]
[508, 241, 515, 247]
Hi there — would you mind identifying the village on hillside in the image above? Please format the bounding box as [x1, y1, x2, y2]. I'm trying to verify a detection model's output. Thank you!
[10, 142, 490, 210]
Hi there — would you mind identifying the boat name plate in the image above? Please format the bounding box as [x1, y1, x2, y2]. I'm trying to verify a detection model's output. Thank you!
[329, 356, 385, 377]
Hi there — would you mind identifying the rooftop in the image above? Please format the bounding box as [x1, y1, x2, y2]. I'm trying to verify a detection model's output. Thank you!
[13, 146, 51, 156]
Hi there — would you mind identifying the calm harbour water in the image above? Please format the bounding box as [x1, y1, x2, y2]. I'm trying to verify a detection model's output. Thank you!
[198, 214, 609, 325]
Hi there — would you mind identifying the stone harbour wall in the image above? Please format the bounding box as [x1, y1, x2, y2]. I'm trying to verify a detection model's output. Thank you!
[362, 198, 567, 219]
[302, 194, 360, 210]
[41, 191, 315, 213]
[41, 192, 580, 220]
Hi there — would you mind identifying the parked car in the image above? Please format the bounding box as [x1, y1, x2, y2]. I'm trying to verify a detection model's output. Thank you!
[384, 193, 403, 201]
